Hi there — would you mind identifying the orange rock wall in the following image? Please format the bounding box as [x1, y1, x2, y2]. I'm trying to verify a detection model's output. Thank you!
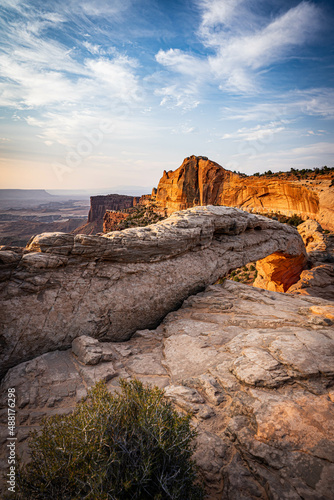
[253, 252, 307, 293]
[156, 156, 333, 230]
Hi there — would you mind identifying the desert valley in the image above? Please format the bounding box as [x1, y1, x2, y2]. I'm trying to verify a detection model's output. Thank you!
[1, 156, 334, 499]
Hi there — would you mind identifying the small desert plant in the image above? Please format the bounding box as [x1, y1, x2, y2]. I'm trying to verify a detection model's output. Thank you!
[16, 380, 204, 499]
[249, 264, 256, 271]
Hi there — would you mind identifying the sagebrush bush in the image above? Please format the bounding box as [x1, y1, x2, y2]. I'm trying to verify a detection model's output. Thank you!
[16, 379, 204, 499]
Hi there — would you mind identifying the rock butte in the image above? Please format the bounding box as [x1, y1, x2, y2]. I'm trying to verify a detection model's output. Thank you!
[155, 155, 334, 231]
[1, 281, 333, 499]
[0, 206, 306, 379]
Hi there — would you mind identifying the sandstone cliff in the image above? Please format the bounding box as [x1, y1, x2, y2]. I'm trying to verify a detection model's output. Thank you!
[1, 281, 333, 499]
[0, 206, 305, 378]
[156, 156, 334, 231]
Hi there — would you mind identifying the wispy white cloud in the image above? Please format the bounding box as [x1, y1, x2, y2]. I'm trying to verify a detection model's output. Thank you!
[288, 141, 334, 158]
[154, 85, 200, 110]
[86, 56, 142, 103]
[157, 1, 322, 94]
[82, 41, 106, 55]
[199, 0, 245, 30]
[223, 88, 334, 122]
[222, 122, 285, 141]
[155, 49, 208, 76]
[0, 1, 144, 146]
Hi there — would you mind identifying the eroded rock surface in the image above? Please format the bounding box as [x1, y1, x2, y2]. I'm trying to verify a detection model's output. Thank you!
[0, 206, 305, 378]
[1, 281, 333, 499]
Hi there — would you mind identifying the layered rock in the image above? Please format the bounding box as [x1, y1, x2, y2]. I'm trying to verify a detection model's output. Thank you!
[74, 194, 140, 234]
[156, 155, 334, 230]
[1, 281, 333, 499]
[0, 206, 306, 378]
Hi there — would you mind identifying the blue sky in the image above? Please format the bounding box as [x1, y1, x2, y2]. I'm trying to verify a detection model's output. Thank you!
[0, 0, 334, 190]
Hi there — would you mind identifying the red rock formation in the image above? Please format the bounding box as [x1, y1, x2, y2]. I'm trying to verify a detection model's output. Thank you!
[253, 252, 307, 292]
[103, 211, 129, 232]
[156, 155, 334, 230]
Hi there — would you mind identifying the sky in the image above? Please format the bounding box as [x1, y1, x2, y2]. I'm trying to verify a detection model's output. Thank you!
[0, 0, 334, 191]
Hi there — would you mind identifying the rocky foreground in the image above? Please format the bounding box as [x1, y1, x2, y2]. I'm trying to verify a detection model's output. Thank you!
[1, 280, 333, 499]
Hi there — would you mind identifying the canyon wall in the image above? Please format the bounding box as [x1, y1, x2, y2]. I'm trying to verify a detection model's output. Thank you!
[156, 156, 334, 230]
[0, 206, 305, 378]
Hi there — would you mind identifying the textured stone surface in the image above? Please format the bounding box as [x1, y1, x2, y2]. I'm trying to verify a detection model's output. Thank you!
[1, 281, 333, 499]
[288, 263, 334, 300]
[156, 155, 334, 230]
[0, 206, 306, 378]
[71, 335, 114, 365]
[297, 219, 334, 263]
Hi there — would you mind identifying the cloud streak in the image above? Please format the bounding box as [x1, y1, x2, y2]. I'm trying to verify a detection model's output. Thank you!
[157, 1, 322, 94]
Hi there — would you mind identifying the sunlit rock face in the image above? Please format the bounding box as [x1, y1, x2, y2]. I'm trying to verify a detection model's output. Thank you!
[0, 206, 305, 379]
[253, 220, 334, 297]
[1, 281, 333, 499]
[254, 252, 307, 292]
[156, 155, 334, 230]
[103, 211, 129, 232]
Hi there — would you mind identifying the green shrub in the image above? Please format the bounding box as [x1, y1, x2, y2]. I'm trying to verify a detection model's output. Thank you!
[249, 264, 256, 271]
[233, 276, 240, 282]
[16, 380, 204, 500]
